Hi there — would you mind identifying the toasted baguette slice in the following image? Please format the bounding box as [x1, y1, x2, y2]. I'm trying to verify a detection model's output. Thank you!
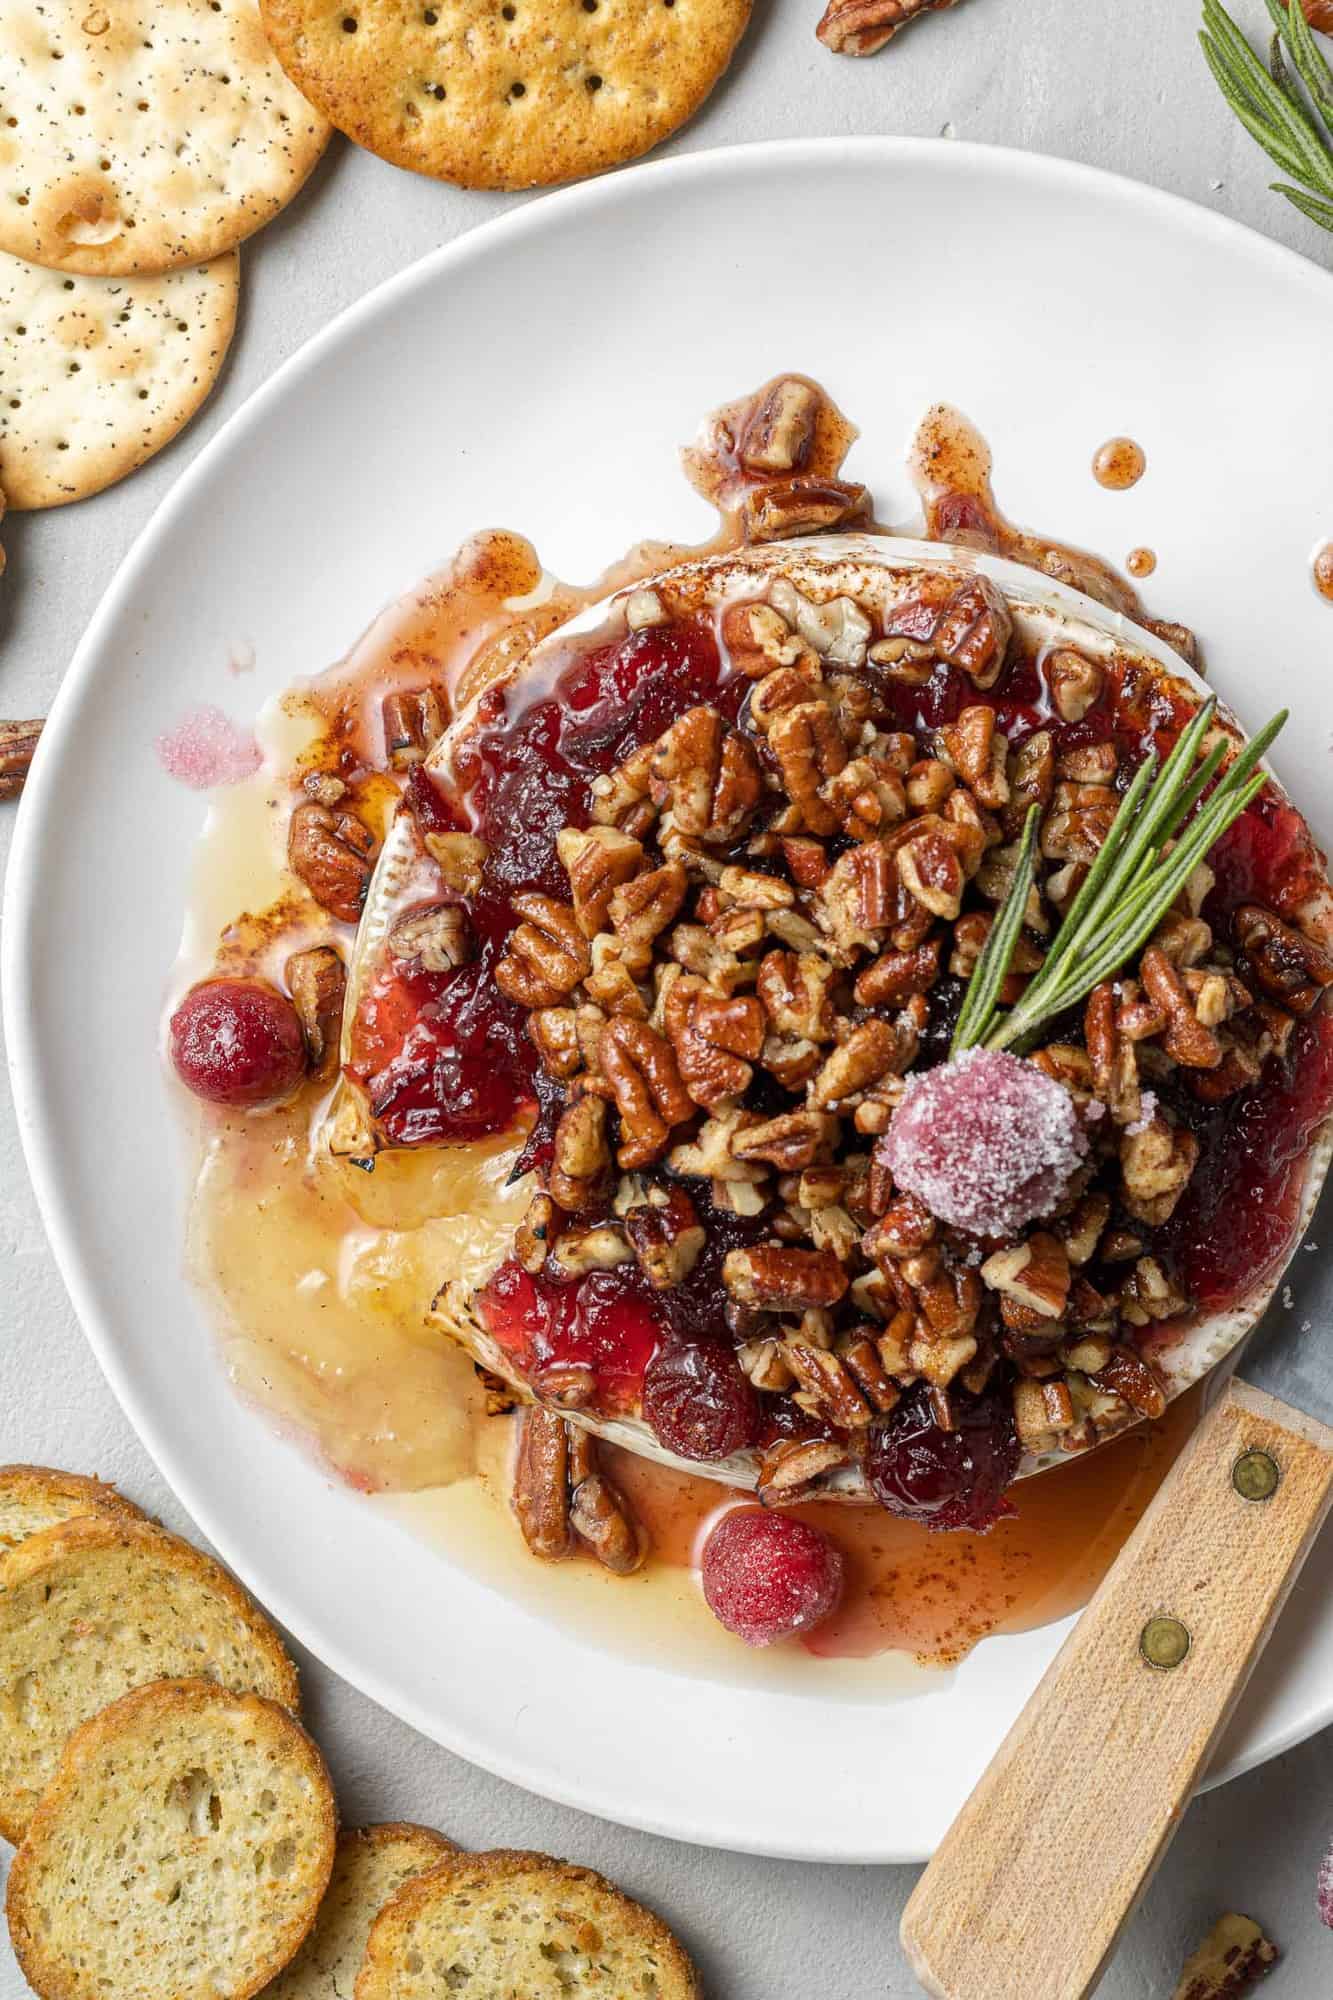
[356, 1849, 700, 1999]
[263, 1825, 460, 1999]
[0, 1515, 300, 1842]
[6, 1679, 337, 2000]
[0, 1464, 144, 1554]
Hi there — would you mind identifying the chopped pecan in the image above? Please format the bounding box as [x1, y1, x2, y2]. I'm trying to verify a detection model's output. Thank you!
[838, 1331, 901, 1412]
[600, 1018, 695, 1168]
[1043, 649, 1104, 724]
[650, 706, 763, 843]
[389, 901, 470, 972]
[723, 1245, 850, 1312]
[589, 742, 657, 836]
[721, 599, 809, 679]
[768, 701, 848, 836]
[557, 825, 645, 937]
[1040, 783, 1119, 865]
[1085, 980, 1141, 1125]
[1003, 729, 1054, 841]
[1013, 1377, 1077, 1450]
[981, 1233, 1071, 1319]
[854, 935, 943, 1007]
[1233, 903, 1332, 1016]
[816, 0, 958, 54]
[609, 860, 689, 950]
[284, 945, 345, 1082]
[933, 575, 1013, 689]
[808, 1018, 908, 1110]
[1059, 1191, 1111, 1267]
[548, 1095, 614, 1212]
[940, 706, 1010, 809]
[1092, 1345, 1168, 1419]
[731, 1108, 840, 1170]
[528, 1006, 582, 1079]
[381, 685, 446, 769]
[515, 1192, 560, 1274]
[1119, 1114, 1199, 1226]
[898, 827, 965, 920]
[547, 1223, 634, 1280]
[756, 1435, 851, 1503]
[738, 377, 820, 473]
[665, 981, 765, 1108]
[1140, 946, 1223, 1068]
[512, 1407, 573, 1561]
[785, 1344, 874, 1428]
[822, 754, 908, 841]
[0, 719, 42, 800]
[569, 1471, 644, 1575]
[495, 894, 590, 1008]
[424, 829, 488, 898]
[288, 800, 377, 922]
[1118, 1255, 1188, 1327]
[747, 659, 826, 735]
[757, 949, 837, 1041]
[623, 1187, 706, 1288]
[820, 840, 897, 947]
[739, 475, 870, 543]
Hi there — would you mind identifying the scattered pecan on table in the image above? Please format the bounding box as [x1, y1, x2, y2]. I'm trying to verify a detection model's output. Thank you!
[816, 0, 962, 57]
[1170, 1912, 1279, 2000]
[0, 720, 43, 800]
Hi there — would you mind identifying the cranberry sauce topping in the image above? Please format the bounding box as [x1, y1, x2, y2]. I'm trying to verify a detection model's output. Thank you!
[347, 618, 727, 1146]
[1161, 1011, 1333, 1312]
[477, 1203, 767, 1416]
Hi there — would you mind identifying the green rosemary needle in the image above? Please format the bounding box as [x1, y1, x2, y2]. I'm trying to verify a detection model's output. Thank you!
[950, 698, 1288, 1060]
[1200, 0, 1333, 234]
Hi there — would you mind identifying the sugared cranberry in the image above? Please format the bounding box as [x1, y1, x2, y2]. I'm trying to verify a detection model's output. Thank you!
[700, 1509, 844, 1647]
[169, 978, 306, 1108]
[641, 1342, 759, 1462]
[880, 1047, 1086, 1239]
[864, 1386, 1020, 1533]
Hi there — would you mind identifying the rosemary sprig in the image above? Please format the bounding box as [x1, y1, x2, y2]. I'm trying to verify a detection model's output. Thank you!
[1200, 0, 1333, 234]
[950, 698, 1288, 1059]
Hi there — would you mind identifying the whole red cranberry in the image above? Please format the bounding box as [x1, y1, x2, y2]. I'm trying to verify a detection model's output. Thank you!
[864, 1385, 1020, 1533]
[641, 1341, 758, 1462]
[701, 1509, 844, 1647]
[169, 978, 307, 1108]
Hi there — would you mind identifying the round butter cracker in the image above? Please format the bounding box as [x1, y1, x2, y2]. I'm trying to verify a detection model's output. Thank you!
[258, 0, 752, 191]
[0, 248, 239, 507]
[0, 0, 330, 276]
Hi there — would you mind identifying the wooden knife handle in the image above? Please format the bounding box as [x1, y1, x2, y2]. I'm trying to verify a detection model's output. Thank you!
[900, 1376, 1333, 2000]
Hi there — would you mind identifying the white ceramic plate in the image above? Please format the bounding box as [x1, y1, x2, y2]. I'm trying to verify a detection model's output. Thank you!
[7, 139, 1333, 1864]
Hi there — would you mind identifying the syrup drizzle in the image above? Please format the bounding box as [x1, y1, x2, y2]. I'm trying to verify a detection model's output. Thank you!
[1314, 541, 1333, 605]
[1092, 436, 1147, 491]
[1127, 547, 1157, 579]
[909, 404, 1143, 618]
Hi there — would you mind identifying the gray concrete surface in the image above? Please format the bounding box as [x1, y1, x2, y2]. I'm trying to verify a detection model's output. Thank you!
[4, 0, 1333, 1991]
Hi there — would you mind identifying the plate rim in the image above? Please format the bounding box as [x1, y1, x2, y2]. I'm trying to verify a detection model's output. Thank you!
[7, 135, 1333, 1862]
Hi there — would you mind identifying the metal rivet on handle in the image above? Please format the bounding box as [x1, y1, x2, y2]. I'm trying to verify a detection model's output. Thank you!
[1140, 1616, 1191, 1671]
[1233, 1448, 1280, 1503]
